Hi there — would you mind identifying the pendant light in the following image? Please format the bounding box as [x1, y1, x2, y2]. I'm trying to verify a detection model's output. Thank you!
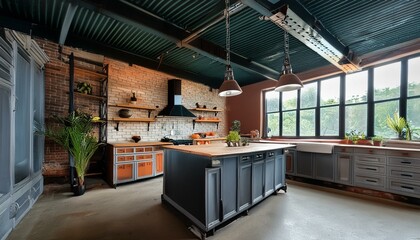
[218, 0, 242, 97]
[274, 31, 303, 92]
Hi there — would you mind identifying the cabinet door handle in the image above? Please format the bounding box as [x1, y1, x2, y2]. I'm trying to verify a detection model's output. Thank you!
[365, 167, 378, 171]
[365, 179, 377, 183]
[401, 161, 412, 164]
[401, 186, 414, 190]
[242, 156, 250, 161]
[400, 173, 413, 178]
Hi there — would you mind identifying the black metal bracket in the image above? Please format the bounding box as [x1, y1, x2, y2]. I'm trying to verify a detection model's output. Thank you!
[114, 122, 120, 131]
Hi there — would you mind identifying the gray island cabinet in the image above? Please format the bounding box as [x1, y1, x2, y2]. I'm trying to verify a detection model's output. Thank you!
[161, 143, 293, 238]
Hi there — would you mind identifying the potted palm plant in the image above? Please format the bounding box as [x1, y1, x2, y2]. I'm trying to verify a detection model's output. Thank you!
[44, 111, 103, 196]
[386, 113, 412, 140]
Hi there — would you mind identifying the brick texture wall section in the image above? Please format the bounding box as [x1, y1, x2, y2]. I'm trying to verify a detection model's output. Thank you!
[36, 38, 227, 178]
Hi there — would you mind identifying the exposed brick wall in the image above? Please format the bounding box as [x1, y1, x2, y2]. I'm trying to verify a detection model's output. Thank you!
[36, 38, 226, 178]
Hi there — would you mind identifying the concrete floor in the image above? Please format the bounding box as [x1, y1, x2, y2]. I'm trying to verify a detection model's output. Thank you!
[7, 177, 420, 240]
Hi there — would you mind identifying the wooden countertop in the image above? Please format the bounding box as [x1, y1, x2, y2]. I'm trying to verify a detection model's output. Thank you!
[256, 139, 420, 152]
[162, 142, 295, 157]
[108, 142, 173, 147]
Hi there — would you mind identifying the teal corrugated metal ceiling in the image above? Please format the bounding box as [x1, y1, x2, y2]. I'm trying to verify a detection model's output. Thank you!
[0, 0, 419, 88]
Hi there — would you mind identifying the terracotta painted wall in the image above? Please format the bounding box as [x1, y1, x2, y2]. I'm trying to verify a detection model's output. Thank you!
[37, 38, 226, 178]
[226, 80, 277, 136]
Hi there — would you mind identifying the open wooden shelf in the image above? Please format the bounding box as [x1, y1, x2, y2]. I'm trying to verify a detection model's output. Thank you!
[109, 104, 157, 111]
[110, 117, 156, 131]
[74, 66, 108, 80]
[193, 119, 221, 123]
[111, 117, 156, 122]
[73, 91, 107, 101]
[190, 108, 222, 112]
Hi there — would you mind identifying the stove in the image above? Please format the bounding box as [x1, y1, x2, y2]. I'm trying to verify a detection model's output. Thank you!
[161, 137, 193, 145]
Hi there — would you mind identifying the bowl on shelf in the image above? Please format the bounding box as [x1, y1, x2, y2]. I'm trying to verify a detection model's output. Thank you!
[118, 109, 132, 118]
[132, 135, 141, 143]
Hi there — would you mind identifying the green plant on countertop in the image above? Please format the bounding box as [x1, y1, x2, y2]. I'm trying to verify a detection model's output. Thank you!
[230, 120, 241, 133]
[241, 137, 250, 146]
[345, 130, 365, 144]
[226, 131, 241, 147]
[386, 113, 412, 140]
[371, 135, 384, 146]
[371, 135, 383, 142]
[43, 111, 103, 195]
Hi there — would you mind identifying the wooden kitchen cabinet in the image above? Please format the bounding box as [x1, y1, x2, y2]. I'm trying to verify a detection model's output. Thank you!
[313, 153, 335, 182]
[296, 151, 313, 178]
[285, 148, 296, 176]
[335, 153, 353, 185]
[106, 143, 169, 187]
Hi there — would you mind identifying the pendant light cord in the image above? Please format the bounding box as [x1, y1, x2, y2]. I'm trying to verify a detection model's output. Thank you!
[225, 0, 231, 66]
[283, 30, 291, 73]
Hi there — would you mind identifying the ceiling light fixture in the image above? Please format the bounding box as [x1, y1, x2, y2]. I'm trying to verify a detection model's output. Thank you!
[275, 31, 303, 92]
[218, 0, 242, 97]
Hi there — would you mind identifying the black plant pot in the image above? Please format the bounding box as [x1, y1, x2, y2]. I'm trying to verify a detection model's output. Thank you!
[73, 181, 86, 196]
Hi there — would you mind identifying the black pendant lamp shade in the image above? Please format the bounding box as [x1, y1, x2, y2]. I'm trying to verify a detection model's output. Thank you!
[275, 31, 303, 92]
[218, 0, 242, 97]
[218, 65, 242, 97]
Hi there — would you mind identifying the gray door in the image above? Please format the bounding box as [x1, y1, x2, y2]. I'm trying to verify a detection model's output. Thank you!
[265, 158, 275, 196]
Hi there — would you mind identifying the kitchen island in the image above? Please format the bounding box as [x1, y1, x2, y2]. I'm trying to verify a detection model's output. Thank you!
[161, 143, 294, 238]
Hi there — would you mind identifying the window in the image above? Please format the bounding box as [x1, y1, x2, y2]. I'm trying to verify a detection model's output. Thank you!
[407, 56, 420, 139]
[282, 90, 297, 136]
[320, 77, 340, 136]
[263, 54, 420, 139]
[14, 51, 31, 184]
[373, 62, 401, 137]
[300, 82, 317, 136]
[0, 85, 11, 197]
[265, 91, 280, 137]
[345, 71, 368, 134]
[33, 67, 45, 172]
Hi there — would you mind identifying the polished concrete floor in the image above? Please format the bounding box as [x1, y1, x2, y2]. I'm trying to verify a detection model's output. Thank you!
[7, 177, 420, 240]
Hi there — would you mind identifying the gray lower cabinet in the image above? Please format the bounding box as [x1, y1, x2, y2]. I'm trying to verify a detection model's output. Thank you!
[221, 156, 238, 220]
[353, 148, 387, 191]
[296, 151, 313, 178]
[313, 153, 335, 181]
[252, 157, 265, 204]
[335, 153, 353, 185]
[206, 168, 221, 229]
[285, 148, 296, 175]
[386, 150, 420, 198]
[265, 157, 275, 196]
[162, 146, 287, 236]
[274, 151, 285, 189]
[238, 155, 252, 211]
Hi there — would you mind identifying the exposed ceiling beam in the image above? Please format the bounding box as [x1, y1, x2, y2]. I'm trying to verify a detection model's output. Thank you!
[242, 0, 361, 73]
[78, 0, 279, 81]
[65, 34, 220, 88]
[58, 1, 78, 45]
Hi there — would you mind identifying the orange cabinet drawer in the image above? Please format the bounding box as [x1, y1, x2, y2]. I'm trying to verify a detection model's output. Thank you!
[156, 152, 163, 174]
[116, 148, 134, 154]
[116, 155, 134, 162]
[136, 154, 153, 160]
[135, 147, 154, 153]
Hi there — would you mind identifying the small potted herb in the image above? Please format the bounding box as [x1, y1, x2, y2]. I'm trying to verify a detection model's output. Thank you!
[371, 136, 383, 146]
[226, 131, 241, 147]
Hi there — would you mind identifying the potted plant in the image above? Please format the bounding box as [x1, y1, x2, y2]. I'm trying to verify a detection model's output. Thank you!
[345, 130, 367, 144]
[231, 120, 241, 132]
[371, 136, 383, 146]
[44, 111, 103, 196]
[226, 131, 241, 147]
[386, 113, 411, 140]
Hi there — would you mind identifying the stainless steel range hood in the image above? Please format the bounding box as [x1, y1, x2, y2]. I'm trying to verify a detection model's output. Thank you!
[157, 79, 196, 118]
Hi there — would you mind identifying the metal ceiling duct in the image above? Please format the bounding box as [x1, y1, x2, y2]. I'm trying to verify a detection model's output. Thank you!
[242, 0, 362, 73]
